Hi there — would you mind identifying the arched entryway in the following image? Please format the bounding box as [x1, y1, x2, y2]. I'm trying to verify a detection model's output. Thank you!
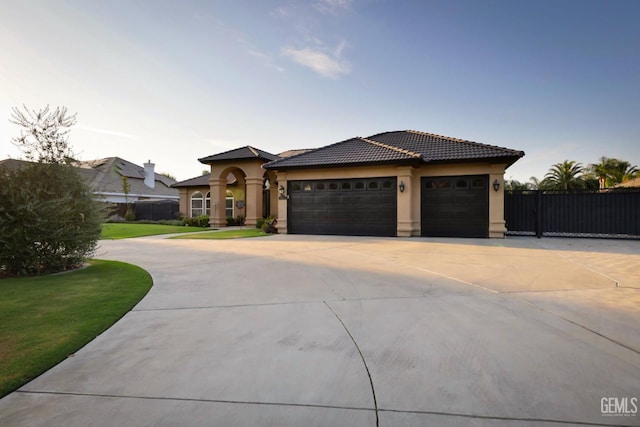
[197, 146, 281, 228]
[209, 166, 246, 227]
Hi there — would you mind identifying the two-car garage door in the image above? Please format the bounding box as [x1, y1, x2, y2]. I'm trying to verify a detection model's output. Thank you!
[287, 177, 397, 237]
[286, 175, 489, 238]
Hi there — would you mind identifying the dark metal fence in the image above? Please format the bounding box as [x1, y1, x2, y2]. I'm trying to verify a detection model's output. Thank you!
[505, 189, 640, 239]
[134, 199, 180, 221]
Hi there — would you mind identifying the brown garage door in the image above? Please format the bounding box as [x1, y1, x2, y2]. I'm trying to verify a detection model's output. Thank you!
[288, 178, 397, 237]
[421, 175, 489, 237]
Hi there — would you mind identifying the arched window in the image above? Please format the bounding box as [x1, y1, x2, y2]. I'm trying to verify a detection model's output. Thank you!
[191, 191, 203, 217]
[205, 192, 211, 216]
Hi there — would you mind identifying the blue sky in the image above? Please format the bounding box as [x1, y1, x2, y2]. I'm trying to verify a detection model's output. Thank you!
[1, 0, 638, 182]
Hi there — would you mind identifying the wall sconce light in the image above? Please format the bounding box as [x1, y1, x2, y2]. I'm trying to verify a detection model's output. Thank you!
[399, 181, 405, 193]
[493, 179, 500, 192]
[278, 185, 289, 199]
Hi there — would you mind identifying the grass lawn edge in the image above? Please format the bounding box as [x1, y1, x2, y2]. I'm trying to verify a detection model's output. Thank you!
[169, 228, 272, 239]
[0, 259, 153, 398]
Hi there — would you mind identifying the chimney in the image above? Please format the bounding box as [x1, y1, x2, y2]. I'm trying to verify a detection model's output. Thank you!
[143, 160, 155, 188]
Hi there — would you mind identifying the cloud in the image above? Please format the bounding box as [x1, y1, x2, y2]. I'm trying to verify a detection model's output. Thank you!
[247, 48, 286, 72]
[281, 45, 350, 79]
[315, 0, 352, 14]
[76, 125, 135, 139]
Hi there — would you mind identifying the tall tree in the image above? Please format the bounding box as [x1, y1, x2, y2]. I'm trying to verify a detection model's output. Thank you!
[529, 176, 543, 190]
[10, 105, 77, 164]
[505, 179, 531, 191]
[543, 160, 586, 190]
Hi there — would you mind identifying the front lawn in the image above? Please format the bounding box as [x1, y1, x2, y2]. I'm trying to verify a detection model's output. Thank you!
[101, 223, 208, 239]
[0, 260, 152, 398]
[170, 228, 271, 239]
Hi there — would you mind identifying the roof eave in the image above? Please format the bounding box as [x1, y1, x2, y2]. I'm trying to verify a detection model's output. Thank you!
[423, 154, 525, 168]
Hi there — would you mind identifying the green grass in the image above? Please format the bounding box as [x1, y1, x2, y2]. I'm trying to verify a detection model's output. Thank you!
[101, 223, 208, 239]
[170, 228, 271, 239]
[0, 260, 152, 398]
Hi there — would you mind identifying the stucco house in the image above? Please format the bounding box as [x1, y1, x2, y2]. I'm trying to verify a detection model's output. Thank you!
[173, 130, 524, 238]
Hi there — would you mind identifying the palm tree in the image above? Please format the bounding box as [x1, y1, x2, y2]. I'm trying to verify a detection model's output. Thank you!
[543, 160, 586, 190]
[591, 157, 611, 189]
[589, 157, 639, 188]
[610, 161, 638, 185]
[529, 176, 543, 190]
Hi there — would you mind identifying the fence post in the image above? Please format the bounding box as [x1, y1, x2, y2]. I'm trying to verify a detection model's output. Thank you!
[535, 190, 543, 238]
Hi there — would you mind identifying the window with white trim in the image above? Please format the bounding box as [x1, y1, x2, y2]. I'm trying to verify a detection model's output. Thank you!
[205, 192, 211, 216]
[191, 192, 203, 217]
[225, 196, 234, 218]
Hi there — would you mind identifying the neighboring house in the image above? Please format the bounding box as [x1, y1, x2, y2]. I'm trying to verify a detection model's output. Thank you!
[174, 130, 525, 238]
[74, 157, 178, 203]
[613, 176, 640, 188]
[0, 157, 178, 203]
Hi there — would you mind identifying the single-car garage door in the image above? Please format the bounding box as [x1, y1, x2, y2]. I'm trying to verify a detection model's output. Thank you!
[421, 175, 489, 238]
[288, 177, 397, 236]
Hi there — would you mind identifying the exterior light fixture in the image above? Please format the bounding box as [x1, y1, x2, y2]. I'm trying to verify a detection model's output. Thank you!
[399, 181, 405, 193]
[493, 179, 500, 192]
[278, 185, 289, 199]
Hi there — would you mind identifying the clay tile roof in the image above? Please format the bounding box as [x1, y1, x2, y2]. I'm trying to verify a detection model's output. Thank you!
[198, 146, 279, 163]
[172, 173, 211, 188]
[368, 130, 524, 164]
[264, 137, 423, 170]
[264, 130, 524, 170]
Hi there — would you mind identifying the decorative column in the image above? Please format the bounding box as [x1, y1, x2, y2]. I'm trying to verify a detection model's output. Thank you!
[244, 177, 263, 227]
[396, 166, 415, 237]
[275, 171, 288, 234]
[178, 188, 188, 219]
[209, 175, 226, 228]
[489, 163, 507, 238]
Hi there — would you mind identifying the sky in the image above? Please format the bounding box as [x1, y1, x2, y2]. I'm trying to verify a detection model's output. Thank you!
[1, 0, 639, 182]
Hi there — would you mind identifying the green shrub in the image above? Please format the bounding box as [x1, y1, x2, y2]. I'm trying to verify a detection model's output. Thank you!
[226, 216, 236, 226]
[236, 215, 245, 226]
[261, 215, 278, 234]
[256, 218, 265, 229]
[0, 162, 102, 276]
[185, 215, 209, 227]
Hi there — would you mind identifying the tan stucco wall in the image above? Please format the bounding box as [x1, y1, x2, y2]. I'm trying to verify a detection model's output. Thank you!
[179, 186, 210, 218]
[274, 161, 509, 238]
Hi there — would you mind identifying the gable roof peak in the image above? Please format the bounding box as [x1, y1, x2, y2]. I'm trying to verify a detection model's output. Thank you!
[198, 145, 279, 164]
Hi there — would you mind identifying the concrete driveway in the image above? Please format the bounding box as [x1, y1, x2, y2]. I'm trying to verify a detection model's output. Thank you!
[1, 234, 639, 426]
